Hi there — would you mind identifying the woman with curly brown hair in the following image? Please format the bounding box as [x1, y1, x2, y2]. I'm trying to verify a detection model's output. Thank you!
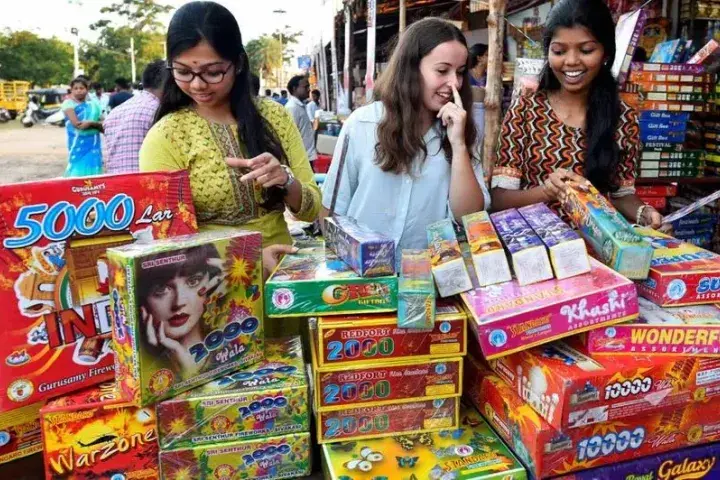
[320, 18, 490, 257]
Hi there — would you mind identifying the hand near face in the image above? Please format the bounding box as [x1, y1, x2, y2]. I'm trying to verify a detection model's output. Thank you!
[142, 306, 201, 375]
[437, 85, 467, 151]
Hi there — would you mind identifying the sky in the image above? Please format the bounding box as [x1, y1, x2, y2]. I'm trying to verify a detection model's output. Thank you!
[0, 0, 331, 66]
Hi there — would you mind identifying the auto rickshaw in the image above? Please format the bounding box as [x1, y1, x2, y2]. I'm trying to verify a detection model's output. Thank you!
[0, 81, 31, 119]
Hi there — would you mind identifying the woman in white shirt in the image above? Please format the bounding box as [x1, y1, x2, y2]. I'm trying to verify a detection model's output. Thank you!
[320, 18, 490, 255]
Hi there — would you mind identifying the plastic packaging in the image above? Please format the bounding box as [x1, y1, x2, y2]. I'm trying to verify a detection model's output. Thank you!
[323, 215, 395, 277]
[397, 249, 435, 329]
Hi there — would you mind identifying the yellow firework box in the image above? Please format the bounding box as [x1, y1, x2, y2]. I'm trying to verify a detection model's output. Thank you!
[0, 402, 42, 465]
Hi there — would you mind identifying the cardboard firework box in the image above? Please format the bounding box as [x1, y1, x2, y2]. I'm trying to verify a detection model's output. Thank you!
[323, 215, 395, 277]
[634, 185, 679, 197]
[554, 441, 720, 479]
[466, 357, 720, 479]
[0, 172, 197, 414]
[562, 182, 653, 279]
[40, 382, 159, 480]
[321, 404, 528, 480]
[490, 209, 554, 286]
[461, 211, 512, 287]
[314, 299, 467, 369]
[0, 403, 42, 465]
[518, 203, 591, 280]
[489, 336, 720, 431]
[634, 227, 720, 306]
[586, 297, 720, 356]
[397, 249, 435, 330]
[108, 230, 264, 406]
[461, 257, 638, 360]
[156, 336, 308, 451]
[309, 328, 462, 411]
[159, 432, 311, 480]
[427, 219, 473, 297]
[265, 244, 397, 317]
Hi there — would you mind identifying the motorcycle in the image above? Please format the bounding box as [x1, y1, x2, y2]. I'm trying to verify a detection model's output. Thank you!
[0, 108, 11, 123]
[21, 100, 64, 128]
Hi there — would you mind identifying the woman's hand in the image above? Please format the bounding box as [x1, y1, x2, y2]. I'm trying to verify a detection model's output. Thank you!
[227, 153, 289, 188]
[263, 244, 298, 281]
[542, 168, 591, 202]
[640, 206, 666, 230]
[437, 85, 467, 151]
[142, 306, 200, 374]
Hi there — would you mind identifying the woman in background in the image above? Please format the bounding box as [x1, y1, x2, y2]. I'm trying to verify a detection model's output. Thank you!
[62, 77, 103, 177]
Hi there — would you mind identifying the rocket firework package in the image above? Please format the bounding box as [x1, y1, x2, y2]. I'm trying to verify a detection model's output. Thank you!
[518, 203, 591, 280]
[489, 336, 720, 430]
[108, 230, 264, 406]
[562, 182, 653, 279]
[265, 244, 397, 317]
[397, 249, 435, 330]
[427, 219, 473, 297]
[157, 336, 308, 450]
[323, 215, 395, 277]
[0, 172, 197, 412]
[40, 382, 158, 480]
[586, 297, 720, 356]
[321, 404, 527, 480]
[0, 403, 42, 465]
[490, 209, 554, 286]
[461, 211, 512, 287]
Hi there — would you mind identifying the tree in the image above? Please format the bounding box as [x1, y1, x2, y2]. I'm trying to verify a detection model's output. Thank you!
[246, 36, 282, 84]
[89, 0, 173, 32]
[270, 28, 303, 64]
[0, 30, 74, 85]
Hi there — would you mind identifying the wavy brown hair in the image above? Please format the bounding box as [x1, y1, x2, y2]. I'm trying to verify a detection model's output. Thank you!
[374, 18, 477, 174]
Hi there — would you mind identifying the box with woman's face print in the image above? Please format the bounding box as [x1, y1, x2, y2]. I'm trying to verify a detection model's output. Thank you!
[108, 231, 264, 406]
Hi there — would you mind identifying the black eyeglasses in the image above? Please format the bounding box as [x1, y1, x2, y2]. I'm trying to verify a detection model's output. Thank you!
[167, 63, 235, 84]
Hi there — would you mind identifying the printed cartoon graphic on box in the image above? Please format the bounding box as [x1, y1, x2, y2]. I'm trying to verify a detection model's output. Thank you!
[109, 231, 264, 406]
[0, 172, 197, 412]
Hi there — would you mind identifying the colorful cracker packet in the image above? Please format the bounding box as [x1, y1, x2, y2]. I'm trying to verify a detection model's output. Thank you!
[40, 382, 158, 480]
[321, 404, 527, 480]
[0, 403, 42, 465]
[323, 215, 395, 277]
[562, 182, 653, 279]
[586, 297, 720, 356]
[314, 299, 467, 368]
[0, 171, 197, 412]
[108, 230, 264, 406]
[159, 432, 311, 480]
[466, 356, 720, 479]
[635, 227, 720, 306]
[489, 336, 720, 430]
[157, 336, 308, 451]
[461, 211, 512, 286]
[265, 244, 397, 317]
[518, 203, 591, 279]
[490, 209, 554, 285]
[427, 219, 473, 297]
[462, 257, 638, 359]
[398, 249, 435, 329]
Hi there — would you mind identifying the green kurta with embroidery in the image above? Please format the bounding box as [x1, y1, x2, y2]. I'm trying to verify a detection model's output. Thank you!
[139, 98, 320, 246]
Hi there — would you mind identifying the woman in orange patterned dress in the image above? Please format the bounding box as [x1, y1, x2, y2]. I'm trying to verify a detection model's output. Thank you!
[491, 0, 665, 229]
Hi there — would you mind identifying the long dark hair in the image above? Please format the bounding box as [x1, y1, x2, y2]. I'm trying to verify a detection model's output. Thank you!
[156, 1, 286, 206]
[374, 18, 477, 174]
[538, 0, 620, 193]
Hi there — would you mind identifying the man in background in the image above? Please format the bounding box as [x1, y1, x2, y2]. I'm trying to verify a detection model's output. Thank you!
[104, 61, 165, 174]
[88, 83, 110, 117]
[306, 89, 321, 121]
[278, 90, 289, 106]
[108, 78, 133, 109]
[264, 88, 272, 97]
[285, 75, 316, 162]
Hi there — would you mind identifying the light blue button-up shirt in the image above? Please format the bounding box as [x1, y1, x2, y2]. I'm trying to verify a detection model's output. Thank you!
[321, 102, 491, 258]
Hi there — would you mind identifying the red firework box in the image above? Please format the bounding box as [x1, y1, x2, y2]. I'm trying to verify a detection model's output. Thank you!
[309, 325, 462, 411]
[466, 356, 720, 479]
[0, 172, 197, 414]
[635, 185, 678, 197]
[488, 336, 720, 431]
[635, 227, 720, 306]
[0, 402, 42, 465]
[314, 299, 467, 368]
[40, 381, 158, 480]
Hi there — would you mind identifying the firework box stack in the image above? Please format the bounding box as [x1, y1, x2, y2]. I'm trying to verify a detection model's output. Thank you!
[636, 182, 678, 212]
[0, 403, 42, 465]
[108, 230, 265, 406]
[397, 249, 436, 329]
[264, 243, 397, 317]
[461, 211, 512, 286]
[625, 63, 715, 113]
[518, 203, 591, 279]
[323, 215, 395, 277]
[321, 404, 527, 480]
[40, 382, 159, 480]
[562, 181, 653, 279]
[490, 209, 554, 286]
[427, 219, 473, 297]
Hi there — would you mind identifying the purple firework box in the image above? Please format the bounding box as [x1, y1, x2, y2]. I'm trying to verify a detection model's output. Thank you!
[630, 62, 706, 74]
[518, 203, 591, 280]
[323, 215, 395, 277]
[491, 209, 553, 285]
[554, 441, 720, 479]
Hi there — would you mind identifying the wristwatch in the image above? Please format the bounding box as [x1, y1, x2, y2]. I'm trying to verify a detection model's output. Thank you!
[281, 165, 296, 189]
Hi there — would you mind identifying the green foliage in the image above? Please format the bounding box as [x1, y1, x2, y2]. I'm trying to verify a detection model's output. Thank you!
[270, 28, 303, 63]
[245, 29, 302, 86]
[0, 30, 74, 86]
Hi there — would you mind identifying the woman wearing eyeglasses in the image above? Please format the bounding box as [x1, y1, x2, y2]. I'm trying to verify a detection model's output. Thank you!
[139, 1, 321, 260]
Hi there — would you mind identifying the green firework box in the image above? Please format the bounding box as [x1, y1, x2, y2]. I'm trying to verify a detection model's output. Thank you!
[265, 244, 397, 317]
[156, 337, 309, 450]
[108, 231, 265, 406]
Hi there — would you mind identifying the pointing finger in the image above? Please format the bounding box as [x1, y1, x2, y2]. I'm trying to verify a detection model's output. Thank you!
[452, 84, 462, 107]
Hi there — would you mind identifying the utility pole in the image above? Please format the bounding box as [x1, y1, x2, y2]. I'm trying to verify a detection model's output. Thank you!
[273, 9, 287, 89]
[400, 0, 406, 32]
[130, 37, 137, 84]
[71, 28, 80, 77]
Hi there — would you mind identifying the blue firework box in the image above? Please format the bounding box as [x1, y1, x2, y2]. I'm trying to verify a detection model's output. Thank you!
[638, 111, 691, 122]
[640, 130, 686, 143]
[639, 119, 688, 132]
[324, 215, 395, 277]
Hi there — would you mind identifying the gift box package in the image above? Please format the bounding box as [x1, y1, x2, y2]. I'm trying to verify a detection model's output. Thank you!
[462, 211, 512, 287]
[427, 219, 473, 297]
[397, 249, 436, 329]
[323, 215, 395, 277]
